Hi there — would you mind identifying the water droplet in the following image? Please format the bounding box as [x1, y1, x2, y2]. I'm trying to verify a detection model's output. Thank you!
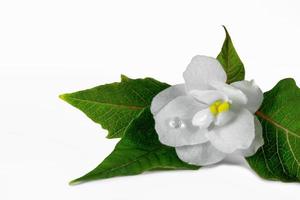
[169, 117, 184, 129]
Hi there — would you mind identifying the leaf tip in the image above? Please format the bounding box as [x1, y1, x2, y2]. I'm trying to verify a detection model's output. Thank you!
[121, 74, 131, 82]
[105, 134, 114, 139]
[221, 25, 230, 37]
[59, 93, 69, 102]
[69, 179, 82, 186]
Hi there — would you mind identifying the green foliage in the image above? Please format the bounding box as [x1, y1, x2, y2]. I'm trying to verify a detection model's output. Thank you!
[61, 27, 300, 184]
[217, 26, 245, 83]
[247, 78, 300, 182]
[60, 75, 169, 138]
[70, 108, 199, 184]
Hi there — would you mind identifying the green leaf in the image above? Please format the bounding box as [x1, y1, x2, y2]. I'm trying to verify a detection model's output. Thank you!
[247, 78, 300, 182]
[60, 75, 169, 138]
[70, 108, 199, 184]
[217, 26, 245, 83]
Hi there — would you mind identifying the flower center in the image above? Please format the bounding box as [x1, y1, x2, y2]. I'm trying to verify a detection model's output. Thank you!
[209, 100, 230, 116]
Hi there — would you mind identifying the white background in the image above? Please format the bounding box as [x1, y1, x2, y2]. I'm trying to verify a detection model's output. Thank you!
[1, 0, 300, 199]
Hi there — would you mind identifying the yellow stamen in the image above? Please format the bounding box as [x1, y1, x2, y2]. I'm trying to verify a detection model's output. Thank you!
[214, 100, 222, 106]
[217, 102, 230, 113]
[209, 104, 218, 116]
[209, 100, 231, 116]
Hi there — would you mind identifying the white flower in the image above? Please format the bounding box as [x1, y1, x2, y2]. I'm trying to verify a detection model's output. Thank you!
[151, 55, 264, 166]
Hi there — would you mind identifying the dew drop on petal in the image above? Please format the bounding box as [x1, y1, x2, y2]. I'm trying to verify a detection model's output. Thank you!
[168, 117, 185, 129]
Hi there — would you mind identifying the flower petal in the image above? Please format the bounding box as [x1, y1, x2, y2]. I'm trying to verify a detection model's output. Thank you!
[154, 96, 208, 147]
[239, 116, 264, 157]
[176, 142, 226, 166]
[183, 55, 227, 91]
[151, 84, 186, 115]
[210, 81, 247, 105]
[207, 108, 255, 153]
[189, 90, 228, 105]
[231, 80, 263, 113]
[214, 110, 235, 126]
[192, 108, 214, 129]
